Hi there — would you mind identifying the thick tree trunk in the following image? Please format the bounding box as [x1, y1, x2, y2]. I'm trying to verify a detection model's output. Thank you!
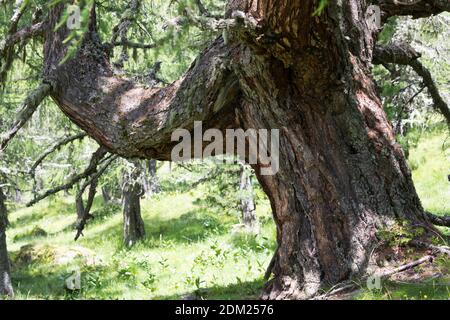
[42, 0, 440, 299]
[229, 1, 431, 299]
[101, 186, 111, 204]
[122, 165, 146, 247]
[239, 165, 258, 234]
[0, 187, 14, 298]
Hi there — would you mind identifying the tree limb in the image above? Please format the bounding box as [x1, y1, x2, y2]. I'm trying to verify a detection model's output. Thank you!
[378, 0, 450, 20]
[29, 133, 88, 175]
[26, 147, 108, 207]
[374, 43, 450, 127]
[0, 22, 45, 57]
[313, 254, 434, 299]
[424, 211, 450, 227]
[0, 83, 52, 152]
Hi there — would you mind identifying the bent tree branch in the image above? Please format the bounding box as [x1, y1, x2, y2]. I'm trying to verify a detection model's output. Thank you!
[0, 83, 52, 152]
[26, 147, 109, 207]
[29, 133, 88, 175]
[379, 0, 450, 20]
[424, 211, 450, 227]
[374, 43, 450, 127]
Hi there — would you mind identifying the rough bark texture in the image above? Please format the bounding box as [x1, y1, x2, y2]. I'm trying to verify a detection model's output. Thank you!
[122, 165, 146, 247]
[0, 187, 14, 298]
[41, 0, 441, 299]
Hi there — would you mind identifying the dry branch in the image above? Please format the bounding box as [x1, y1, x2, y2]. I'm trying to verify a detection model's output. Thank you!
[379, 0, 450, 20]
[26, 147, 109, 207]
[374, 43, 450, 127]
[424, 211, 450, 227]
[29, 133, 88, 174]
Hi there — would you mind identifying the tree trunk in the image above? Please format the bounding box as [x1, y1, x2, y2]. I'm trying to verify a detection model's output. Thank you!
[239, 165, 258, 234]
[101, 186, 111, 204]
[41, 0, 441, 299]
[0, 187, 14, 298]
[147, 160, 160, 196]
[122, 164, 146, 247]
[228, 1, 431, 299]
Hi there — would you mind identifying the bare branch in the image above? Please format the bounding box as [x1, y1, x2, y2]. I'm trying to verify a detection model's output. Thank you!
[29, 133, 88, 175]
[26, 147, 109, 207]
[0, 83, 52, 152]
[424, 211, 450, 227]
[110, 0, 141, 46]
[379, 0, 450, 20]
[0, 22, 45, 56]
[112, 40, 155, 49]
[74, 154, 118, 240]
[74, 177, 98, 241]
[374, 43, 450, 127]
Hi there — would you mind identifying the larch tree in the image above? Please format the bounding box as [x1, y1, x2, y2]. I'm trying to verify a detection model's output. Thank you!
[1, 0, 450, 299]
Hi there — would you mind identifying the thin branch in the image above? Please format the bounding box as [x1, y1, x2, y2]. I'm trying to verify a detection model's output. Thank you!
[74, 154, 118, 240]
[0, 83, 52, 152]
[112, 40, 155, 49]
[26, 147, 108, 207]
[378, 0, 450, 20]
[410, 240, 450, 256]
[374, 43, 450, 127]
[109, 0, 141, 46]
[312, 254, 434, 300]
[29, 133, 88, 175]
[0, 22, 45, 57]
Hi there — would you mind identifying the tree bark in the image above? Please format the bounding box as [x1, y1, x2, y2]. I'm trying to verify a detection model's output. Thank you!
[122, 164, 146, 247]
[41, 0, 442, 299]
[0, 187, 14, 298]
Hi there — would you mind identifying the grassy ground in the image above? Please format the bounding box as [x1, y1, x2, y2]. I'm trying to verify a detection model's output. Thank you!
[5, 130, 450, 300]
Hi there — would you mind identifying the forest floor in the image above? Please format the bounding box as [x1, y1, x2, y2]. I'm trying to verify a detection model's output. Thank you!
[5, 129, 450, 300]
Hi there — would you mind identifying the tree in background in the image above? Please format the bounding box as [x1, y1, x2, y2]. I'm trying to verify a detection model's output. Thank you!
[0, 186, 13, 298]
[238, 163, 258, 234]
[122, 161, 146, 247]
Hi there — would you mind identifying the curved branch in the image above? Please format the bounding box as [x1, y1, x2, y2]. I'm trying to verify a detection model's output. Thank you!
[29, 133, 88, 174]
[374, 43, 450, 127]
[379, 0, 450, 20]
[424, 211, 450, 227]
[26, 147, 108, 207]
[0, 22, 45, 58]
[0, 83, 52, 152]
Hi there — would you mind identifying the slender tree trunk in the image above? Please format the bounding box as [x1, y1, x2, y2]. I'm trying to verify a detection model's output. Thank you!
[101, 186, 111, 204]
[239, 165, 259, 234]
[122, 164, 145, 247]
[147, 159, 160, 196]
[0, 187, 14, 298]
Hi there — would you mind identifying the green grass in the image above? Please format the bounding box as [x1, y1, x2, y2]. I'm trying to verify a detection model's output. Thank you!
[5, 130, 450, 300]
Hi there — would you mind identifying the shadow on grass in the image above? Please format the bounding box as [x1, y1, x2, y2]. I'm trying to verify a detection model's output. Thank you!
[80, 209, 235, 248]
[11, 262, 123, 300]
[156, 277, 266, 300]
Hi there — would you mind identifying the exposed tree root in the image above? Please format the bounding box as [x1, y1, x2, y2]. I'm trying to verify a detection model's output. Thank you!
[311, 238, 450, 300]
[424, 211, 450, 228]
[312, 254, 436, 300]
